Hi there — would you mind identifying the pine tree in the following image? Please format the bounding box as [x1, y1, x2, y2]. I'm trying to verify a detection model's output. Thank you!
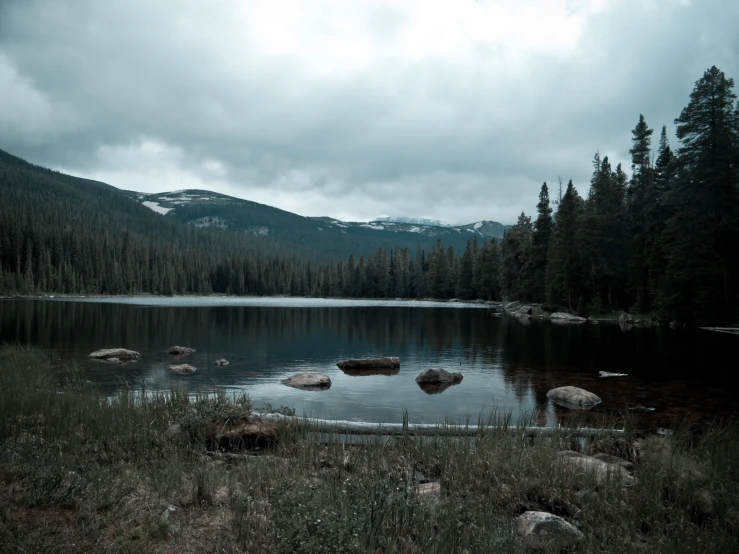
[499, 212, 533, 299]
[627, 115, 654, 311]
[546, 181, 585, 308]
[662, 66, 739, 322]
[457, 241, 475, 299]
[528, 182, 553, 302]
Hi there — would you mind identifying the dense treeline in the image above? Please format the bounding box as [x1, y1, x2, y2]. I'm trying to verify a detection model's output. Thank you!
[330, 66, 739, 324]
[493, 66, 739, 324]
[1, 66, 737, 323]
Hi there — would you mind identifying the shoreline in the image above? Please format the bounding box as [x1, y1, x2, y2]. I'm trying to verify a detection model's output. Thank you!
[1, 345, 737, 552]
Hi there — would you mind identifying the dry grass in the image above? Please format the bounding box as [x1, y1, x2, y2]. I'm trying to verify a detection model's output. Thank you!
[0, 345, 738, 553]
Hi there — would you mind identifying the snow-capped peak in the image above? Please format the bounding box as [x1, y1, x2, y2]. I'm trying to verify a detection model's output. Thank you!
[372, 216, 451, 227]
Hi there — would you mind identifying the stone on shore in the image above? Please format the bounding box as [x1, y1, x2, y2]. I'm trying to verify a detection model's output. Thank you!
[337, 357, 400, 370]
[516, 511, 583, 549]
[88, 348, 141, 362]
[282, 372, 331, 390]
[206, 419, 280, 450]
[169, 364, 197, 374]
[557, 451, 635, 486]
[168, 345, 196, 355]
[546, 386, 601, 409]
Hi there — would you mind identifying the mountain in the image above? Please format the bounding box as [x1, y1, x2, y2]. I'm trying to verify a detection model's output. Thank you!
[125, 189, 509, 258]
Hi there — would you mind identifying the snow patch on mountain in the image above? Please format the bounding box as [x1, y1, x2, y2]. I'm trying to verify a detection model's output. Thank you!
[142, 201, 173, 215]
[474, 222, 483, 230]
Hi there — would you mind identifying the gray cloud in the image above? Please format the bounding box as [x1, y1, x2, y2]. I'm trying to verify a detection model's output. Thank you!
[1, 0, 738, 225]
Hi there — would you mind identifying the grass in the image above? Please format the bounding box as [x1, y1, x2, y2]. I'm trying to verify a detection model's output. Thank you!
[0, 345, 738, 553]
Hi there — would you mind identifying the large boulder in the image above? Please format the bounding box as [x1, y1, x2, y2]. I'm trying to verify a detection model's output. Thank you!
[169, 364, 197, 374]
[416, 369, 464, 395]
[547, 386, 601, 409]
[549, 312, 587, 323]
[516, 511, 583, 550]
[337, 357, 400, 370]
[282, 372, 331, 390]
[88, 348, 141, 362]
[415, 369, 463, 384]
[168, 345, 196, 356]
[557, 451, 635, 486]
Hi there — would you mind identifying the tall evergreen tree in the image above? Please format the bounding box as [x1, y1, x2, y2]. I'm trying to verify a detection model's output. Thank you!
[662, 66, 739, 322]
[527, 182, 553, 302]
[546, 181, 585, 308]
[627, 115, 654, 311]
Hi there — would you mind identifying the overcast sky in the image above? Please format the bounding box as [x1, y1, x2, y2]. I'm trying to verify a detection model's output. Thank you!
[1, 0, 738, 225]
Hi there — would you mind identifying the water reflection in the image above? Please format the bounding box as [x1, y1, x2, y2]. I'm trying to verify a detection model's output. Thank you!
[0, 298, 737, 428]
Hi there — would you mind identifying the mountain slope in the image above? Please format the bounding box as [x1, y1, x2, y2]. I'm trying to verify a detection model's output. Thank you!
[126, 189, 509, 258]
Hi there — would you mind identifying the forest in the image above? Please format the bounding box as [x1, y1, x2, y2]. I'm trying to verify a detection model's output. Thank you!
[1, 66, 737, 324]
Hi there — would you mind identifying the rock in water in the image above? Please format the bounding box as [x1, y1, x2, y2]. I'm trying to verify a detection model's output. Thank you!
[169, 364, 197, 374]
[415, 369, 463, 384]
[337, 357, 400, 370]
[282, 372, 331, 390]
[168, 345, 196, 355]
[546, 386, 601, 409]
[549, 312, 587, 323]
[213, 359, 230, 366]
[599, 371, 628, 378]
[516, 511, 583, 549]
[88, 348, 141, 362]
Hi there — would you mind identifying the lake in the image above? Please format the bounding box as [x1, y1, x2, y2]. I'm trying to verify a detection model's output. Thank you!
[1, 296, 737, 428]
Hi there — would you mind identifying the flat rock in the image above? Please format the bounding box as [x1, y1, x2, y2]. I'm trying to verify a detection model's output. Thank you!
[213, 359, 230, 366]
[88, 348, 141, 361]
[547, 386, 601, 409]
[168, 345, 196, 355]
[516, 511, 583, 550]
[337, 357, 400, 370]
[557, 451, 635, 486]
[169, 364, 197, 374]
[282, 372, 331, 390]
[599, 371, 628, 378]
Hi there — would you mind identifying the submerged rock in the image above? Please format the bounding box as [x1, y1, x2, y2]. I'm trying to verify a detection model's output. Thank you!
[169, 364, 197, 374]
[213, 359, 230, 366]
[106, 357, 121, 364]
[516, 511, 583, 550]
[337, 357, 400, 370]
[546, 386, 601, 409]
[340, 367, 400, 376]
[168, 345, 196, 356]
[88, 348, 141, 362]
[599, 371, 628, 378]
[282, 372, 331, 390]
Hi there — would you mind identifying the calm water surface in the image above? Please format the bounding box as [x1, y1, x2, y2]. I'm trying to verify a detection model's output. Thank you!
[1, 297, 737, 428]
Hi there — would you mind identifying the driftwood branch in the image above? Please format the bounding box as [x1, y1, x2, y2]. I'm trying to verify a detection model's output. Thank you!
[260, 413, 625, 437]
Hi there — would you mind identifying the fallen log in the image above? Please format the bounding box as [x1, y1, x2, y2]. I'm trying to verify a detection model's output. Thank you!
[260, 413, 625, 437]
